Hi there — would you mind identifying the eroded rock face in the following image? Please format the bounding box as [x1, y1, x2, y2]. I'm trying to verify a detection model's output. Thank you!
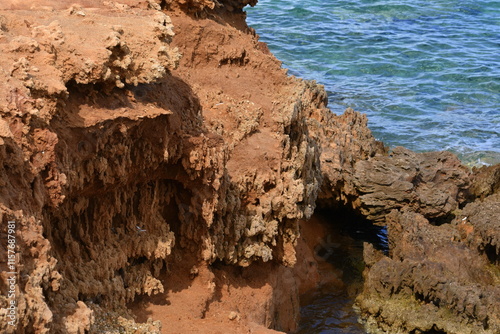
[314, 123, 499, 333]
[352, 147, 471, 222]
[0, 1, 329, 332]
[356, 180, 500, 334]
[0, 1, 499, 334]
[0, 3, 185, 333]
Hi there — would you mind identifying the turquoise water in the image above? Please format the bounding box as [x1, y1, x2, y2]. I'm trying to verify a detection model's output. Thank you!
[246, 0, 500, 165]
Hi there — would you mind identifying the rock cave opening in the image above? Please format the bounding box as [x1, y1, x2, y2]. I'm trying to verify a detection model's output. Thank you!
[484, 243, 500, 265]
[294, 207, 388, 334]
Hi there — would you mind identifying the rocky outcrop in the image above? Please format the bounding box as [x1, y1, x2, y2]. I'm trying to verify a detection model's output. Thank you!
[0, 0, 332, 332]
[0, 1, 498, 334]
[307, 87, 499, 333]
[311, 104, 498, 333]
[346, 150, 499, 334]
[351, 147, 471, 222]
[357, 190, 500, 334]
[0, 2, 183, 333]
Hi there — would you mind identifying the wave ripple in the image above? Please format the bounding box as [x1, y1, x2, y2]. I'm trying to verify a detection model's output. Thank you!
[247, 0, 500, 165]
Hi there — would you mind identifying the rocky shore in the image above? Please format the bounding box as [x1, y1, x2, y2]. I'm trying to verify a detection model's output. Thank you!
[0, 1, 498, 333]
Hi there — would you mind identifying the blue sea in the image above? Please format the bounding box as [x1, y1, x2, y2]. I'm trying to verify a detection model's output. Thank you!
[246, 0, 500, 166]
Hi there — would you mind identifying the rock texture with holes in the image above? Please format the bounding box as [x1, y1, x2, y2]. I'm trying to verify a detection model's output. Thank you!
[0, 1, 499, 334]
[0, 1, 332, 332]
[350, 147, 471, 222]
[358, 192, 500, 334]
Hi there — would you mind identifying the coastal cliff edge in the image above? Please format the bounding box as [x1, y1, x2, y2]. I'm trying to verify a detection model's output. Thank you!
[0, 1, 498, 333]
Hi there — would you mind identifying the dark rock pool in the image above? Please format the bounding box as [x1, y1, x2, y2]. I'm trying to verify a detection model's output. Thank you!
[294, 210, 388, 334]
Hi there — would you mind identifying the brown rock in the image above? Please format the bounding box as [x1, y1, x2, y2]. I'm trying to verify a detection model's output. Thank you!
[470, 164, 500, 199]
[0, 1, 323, 333]
[357, 202, 500, 334]
[352, 147, 471, 222]
[1, 1, 498, 334]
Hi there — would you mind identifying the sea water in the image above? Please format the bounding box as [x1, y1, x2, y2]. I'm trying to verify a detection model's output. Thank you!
[246, 0, 500, 166]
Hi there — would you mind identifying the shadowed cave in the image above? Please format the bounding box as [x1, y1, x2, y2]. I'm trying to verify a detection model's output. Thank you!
[294, 208, 388, 334]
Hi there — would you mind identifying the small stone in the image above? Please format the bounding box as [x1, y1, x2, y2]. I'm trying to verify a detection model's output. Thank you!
[189, 265, 199, 279]
[228, 311, 238, 320]
[0, 117, 13, 138]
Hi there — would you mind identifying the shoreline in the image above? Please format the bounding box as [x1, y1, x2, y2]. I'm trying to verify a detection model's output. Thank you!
[0, 1, 499, 333]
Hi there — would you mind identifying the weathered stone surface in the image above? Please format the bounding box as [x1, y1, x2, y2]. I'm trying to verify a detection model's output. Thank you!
[357, 193, 500, 334]
[0, 1, 498, 334]
[0, 1, 324, 332]
[458, 192, 500, 266]
[470, 164, 500, 199]
[351, 146, 471, 222]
